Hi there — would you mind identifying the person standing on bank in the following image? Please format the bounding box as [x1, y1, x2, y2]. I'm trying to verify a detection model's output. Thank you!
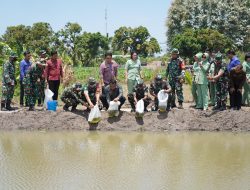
[229, 65, 246, 110]
[195, 53, 210, 111]
[44, 50, 63, 100]
[242, 53, 250, 106]
[1, 52, 18, 111]
[20, 50, 32, 107]
[100, 52, 119, 104]
[125, 51, 142, 97]
[166, 48, 185, 109]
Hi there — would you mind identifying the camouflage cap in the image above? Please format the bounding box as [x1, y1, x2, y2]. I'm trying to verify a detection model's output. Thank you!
[155, 74, 162, 81]
[9, 52, 18, 58]
[88, 77, 96, 85]
[40, 50, 46, 55]
[171, 48, 179, 54]
[137, 79, 144, 85]
[215, 53, 223, 61]
[73, 82, 82, 89]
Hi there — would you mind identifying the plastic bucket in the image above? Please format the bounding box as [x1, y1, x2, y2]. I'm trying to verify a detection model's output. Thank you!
[47, 100, 57, 111]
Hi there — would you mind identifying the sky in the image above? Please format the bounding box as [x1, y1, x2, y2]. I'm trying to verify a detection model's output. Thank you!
[0, 0, 172, 52]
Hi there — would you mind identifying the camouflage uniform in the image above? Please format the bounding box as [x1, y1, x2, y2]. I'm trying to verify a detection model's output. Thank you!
[213, 62, 229, 110]
[208, 61, 217, 106]
[79, 82, 101, 106]
[150, 79, 172, 110]
[61, 84, 84, 110]
[36, 58, 46, 105]
[166, 55, 185, 107]
[1, 60, 16, 110]
[128, 83, 151, 111]
[23, 65, 44, 109]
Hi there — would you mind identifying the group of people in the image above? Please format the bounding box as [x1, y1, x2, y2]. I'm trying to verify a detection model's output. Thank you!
[192, 49, 250, 111]
[1, 48, 250, 114]
[60, 50, 185, 113]
[1, 50, 63, 111]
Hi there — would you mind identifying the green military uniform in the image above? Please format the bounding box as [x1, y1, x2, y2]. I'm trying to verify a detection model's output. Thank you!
[79, 78, 101, 107]
[242, 60, 250, 106]
[23, 64, 44, 110]
[1, 54, 17, 111]
[192, 53, 202, 106]
[208, 61, 216, 106]
[212, 54, 229, 110]
[35, 57, 47, 105]
[166, 49, 185, 107]
[61, 83, 84, 111]
[150, 76, 172, 111]
[194, 53, 210, 110]
[128, 80, 151, 111]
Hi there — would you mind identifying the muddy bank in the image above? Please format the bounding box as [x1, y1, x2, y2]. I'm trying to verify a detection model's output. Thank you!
[0, 106, 250, 132]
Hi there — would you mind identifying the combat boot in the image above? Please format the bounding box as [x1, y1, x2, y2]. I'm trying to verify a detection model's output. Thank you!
[71, 105, 77, 112]
[6, 100, 15, 111]
[1, 101, 7, 111]
[63, 104, 69, 111]
[178, 102, 184, 109]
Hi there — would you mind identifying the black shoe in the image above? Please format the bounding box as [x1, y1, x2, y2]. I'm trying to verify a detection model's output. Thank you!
[131, 108, 135, 112]
[6, 101, 14, 111]
[63, 105, 69, 111]
[71, 105, 77, 112]
[1, 102, 7, 111]
[178, 103, 184, 109]
[171, 104, 177, 108]
[144, 108, 149, 112]
[28, 106, 35, 111]
[166, 107, 171, 111]
[151, 106, 158, 112]
[220, 106, 226, 111]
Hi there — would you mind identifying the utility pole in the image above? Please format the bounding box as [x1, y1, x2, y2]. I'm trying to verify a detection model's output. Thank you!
[105, 7, 108, 38]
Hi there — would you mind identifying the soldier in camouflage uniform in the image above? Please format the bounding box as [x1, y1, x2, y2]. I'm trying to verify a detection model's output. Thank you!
[166, 48, 185, 109]
[23, 61, 46, 111]
[128, 79, 151, 112]
[61, 83, 84, 111]
[208, 53, 229, 111]
[36, 50, 47, 106]
[1, 52, 18, 111]
[150, 74, 172, 111]
[79, 77, 101, 111]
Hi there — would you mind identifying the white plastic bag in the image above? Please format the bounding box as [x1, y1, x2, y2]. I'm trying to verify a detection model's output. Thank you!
[44, 89, 54, 109]
[108, 101, 120, 117]
[157, 90, 169, 112]
[88, 105, 101, 123]
[136, 99, 144, 117]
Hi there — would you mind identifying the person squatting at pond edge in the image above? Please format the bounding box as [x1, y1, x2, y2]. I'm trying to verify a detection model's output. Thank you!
[166, 48, 185, 109]
[128, 79, 151, 112]
[100, 79, 126, 111]
[1, 52, 18, 111]
[150, 74, 172, 111]
[61, 83, 84, 112]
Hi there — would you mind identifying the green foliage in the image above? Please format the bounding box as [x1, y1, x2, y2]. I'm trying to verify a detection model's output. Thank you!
[166, 0, 250, 51]
[112, 26, 161, 56]
[171, 28, 232, 59]
[112, 56, 127, 65]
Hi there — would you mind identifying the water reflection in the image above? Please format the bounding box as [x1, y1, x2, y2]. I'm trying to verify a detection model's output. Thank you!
[0, 132, 250, 190]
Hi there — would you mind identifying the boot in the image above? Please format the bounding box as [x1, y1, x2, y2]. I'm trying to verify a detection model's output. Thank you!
[63, 104, 69, 111]
[71, 105, 77, 112]
[178, 102, 184, 109]
[28, 106, 35, 111]
[220, 102, 226, 111]
[1, 101, 7, 111]
[6, 100, 14, 111]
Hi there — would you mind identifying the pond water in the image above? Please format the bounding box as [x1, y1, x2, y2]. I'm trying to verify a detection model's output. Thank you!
[0, 131, 250, 190]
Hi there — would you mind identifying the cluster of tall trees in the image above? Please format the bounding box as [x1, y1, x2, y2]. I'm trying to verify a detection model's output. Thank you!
[0, 22, 161, 66]
[166, 0, 250, 58]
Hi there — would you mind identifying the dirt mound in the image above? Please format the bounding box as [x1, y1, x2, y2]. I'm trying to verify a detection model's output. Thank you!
[0, 107, 250, 132]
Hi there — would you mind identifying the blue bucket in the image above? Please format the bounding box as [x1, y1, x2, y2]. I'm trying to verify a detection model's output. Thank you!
[47, 100, 57, 111]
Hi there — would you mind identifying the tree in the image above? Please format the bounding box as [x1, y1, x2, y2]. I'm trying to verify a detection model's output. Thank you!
[27, 22, 54, 53]
[166, 0, 250, 51]
[57, 22, 82, 66]
[171, 28, 232, 59]
[2, 25, 31, 55]
[76, 32, 109, 66]
[112, 26, 161, 56]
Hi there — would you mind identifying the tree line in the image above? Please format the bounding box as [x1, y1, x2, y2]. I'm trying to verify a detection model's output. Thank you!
[0, 23, 161, 66]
